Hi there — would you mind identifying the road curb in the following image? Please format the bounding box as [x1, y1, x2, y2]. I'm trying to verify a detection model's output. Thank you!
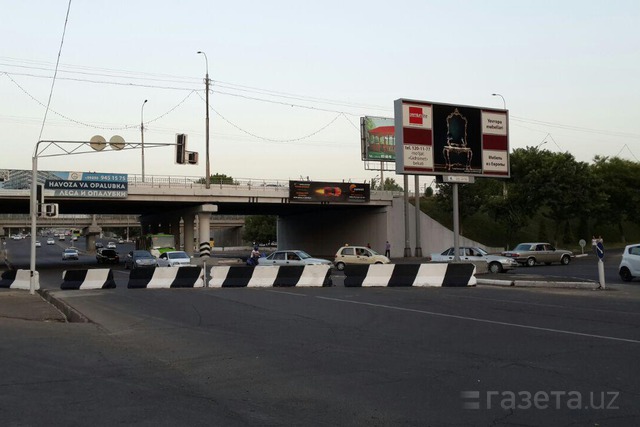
[477, 278, 599, 290]
[37, 289, 91, 323]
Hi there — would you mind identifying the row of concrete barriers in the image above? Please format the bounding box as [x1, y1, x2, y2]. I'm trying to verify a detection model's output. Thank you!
[1, 263, 477, 290]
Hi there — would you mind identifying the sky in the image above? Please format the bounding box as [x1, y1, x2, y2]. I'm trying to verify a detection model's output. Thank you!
[1, 0, 639, 188]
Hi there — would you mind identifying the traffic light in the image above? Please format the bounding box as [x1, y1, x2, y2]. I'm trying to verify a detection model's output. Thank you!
[43, 203, 59, 218]
[176, 133, 187, 164]
[187, 151, 198, 165]
[36, 184, 44, 216]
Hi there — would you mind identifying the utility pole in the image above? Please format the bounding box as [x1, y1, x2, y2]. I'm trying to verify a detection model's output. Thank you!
[197, 51, 211, 189]
[141, 99, 148, 182]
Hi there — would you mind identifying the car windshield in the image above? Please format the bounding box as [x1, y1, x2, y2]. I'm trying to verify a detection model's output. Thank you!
[133, 251, 154, 259]
[475, 247, 489, 256]
[168, 252, 189, 259]
[101, 250, 116, 256]
[64, 249, 77, 253]
[296, 251, 312, 259]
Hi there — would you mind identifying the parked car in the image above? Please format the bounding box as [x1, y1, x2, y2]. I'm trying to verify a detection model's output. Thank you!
[429, 246, 518, 273]
[157, 251, 192, 267]
[62, 248, 79, 260]
[96, 248, 120, 264]
[124, 250, 157, 269]
[502, 242, 573, 267]
[107, 241, 117, 249]
[258, 250, 332, 266]
[619, 243, 640, 282]
[334, 245, 390, 271]
[35, 240, 41, 248]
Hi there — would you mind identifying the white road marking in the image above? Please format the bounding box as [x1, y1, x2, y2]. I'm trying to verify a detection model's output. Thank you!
[315, 296, 640, 344]
[265, 289, 307, 297]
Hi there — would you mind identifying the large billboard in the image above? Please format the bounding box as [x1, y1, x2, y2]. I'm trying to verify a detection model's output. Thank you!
[0, 169, 128, 198]
[360, 116, 396, 162]
[289, 181, 370, 203]
[393, 99, 509, 178]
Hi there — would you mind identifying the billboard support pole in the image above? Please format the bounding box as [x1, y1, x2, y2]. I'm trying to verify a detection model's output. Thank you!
[452, 183, 461, 262]
[380, 161, 384, 190]
[414, 175, 422, 257]
[403, 174, 411, 257]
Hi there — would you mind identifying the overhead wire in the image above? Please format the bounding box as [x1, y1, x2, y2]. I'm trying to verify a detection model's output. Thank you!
[38, 0, 73, 141]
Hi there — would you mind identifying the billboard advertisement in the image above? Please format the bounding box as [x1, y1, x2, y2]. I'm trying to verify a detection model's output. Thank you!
[0, 169, 128, 198]
[289, 181, 370, 203]
[360, 116, 396, 161]
[393, 99, 509, 178]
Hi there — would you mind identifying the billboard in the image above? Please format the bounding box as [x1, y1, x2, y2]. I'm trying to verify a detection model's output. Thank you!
[289, 181, 370, 203]
[393, 99, 509, 178]
[360, 116, 396, 161]
[0, 169, 128, 198]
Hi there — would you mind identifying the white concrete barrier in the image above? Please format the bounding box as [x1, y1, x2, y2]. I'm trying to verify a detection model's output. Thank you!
[0, 269, 39, 290]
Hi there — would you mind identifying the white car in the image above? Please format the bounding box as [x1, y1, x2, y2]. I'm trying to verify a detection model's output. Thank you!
[35, 240, 42, 248]
[258, 250, 332, 266]
[157, 251, 192, 267]
[430, 246, 518, 273]
[47, 238, 55, 245]
[619, 243, 640, 282]
[62, 248, 79, 260]
[334, 245, 390, 271]
[107, 242, 117, 249]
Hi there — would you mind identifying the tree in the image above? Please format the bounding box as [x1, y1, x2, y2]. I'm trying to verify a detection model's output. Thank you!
[243, 215, 276, 245]
[591, 156, 640, 242]
[370, 177, 404, 191]
[197, 173, 236, 185]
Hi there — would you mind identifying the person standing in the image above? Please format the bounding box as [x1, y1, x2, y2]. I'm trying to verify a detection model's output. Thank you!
[385, 241, 391, 258]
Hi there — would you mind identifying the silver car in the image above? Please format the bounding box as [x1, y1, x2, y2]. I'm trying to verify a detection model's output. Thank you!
[430, 246, 518, 273]
[258, 250, 332, 266]
[502, 242, 573, 267]
[62, 248, 79, 260]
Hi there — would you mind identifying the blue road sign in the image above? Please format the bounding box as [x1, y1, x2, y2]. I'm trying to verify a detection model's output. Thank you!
[596, 241, 605, 260]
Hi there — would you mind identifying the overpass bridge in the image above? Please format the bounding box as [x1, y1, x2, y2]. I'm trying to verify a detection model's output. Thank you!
[0, 173, 487, 258]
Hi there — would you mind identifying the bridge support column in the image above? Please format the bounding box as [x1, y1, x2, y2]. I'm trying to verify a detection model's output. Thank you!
[83, 216, 102, 254]
[198, 212, 211, 258]
[183, 213, 195, 256]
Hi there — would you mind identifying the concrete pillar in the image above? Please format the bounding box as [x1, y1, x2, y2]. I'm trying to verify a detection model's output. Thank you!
[198, 212, 211, 258]
[183, 213, 195, 256]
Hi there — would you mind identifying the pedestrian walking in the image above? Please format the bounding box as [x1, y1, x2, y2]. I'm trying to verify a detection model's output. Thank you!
[385, 241, 390, 258]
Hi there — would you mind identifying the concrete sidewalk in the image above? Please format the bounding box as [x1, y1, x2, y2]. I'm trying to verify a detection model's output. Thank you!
[0, 290, 67, 322]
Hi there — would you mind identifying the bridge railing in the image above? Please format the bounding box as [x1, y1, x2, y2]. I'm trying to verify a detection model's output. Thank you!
[127, 174, 291, 191]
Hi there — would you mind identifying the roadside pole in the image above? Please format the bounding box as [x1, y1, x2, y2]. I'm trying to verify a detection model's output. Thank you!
[596, 241, 605, 289]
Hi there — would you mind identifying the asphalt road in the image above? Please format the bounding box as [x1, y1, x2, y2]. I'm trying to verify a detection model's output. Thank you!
[2, 238, 640, 426]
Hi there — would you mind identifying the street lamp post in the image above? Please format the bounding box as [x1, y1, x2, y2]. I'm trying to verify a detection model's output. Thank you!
[141, 99, 148, 182]
[197, 51, 211, 189]
[492, 93, 506, 110]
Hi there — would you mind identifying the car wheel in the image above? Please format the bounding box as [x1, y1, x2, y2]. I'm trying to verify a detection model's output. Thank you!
[488, 262, 503, 274]
[335, 262, 345, 271]
[526, 257, 536, 267]
[619, 267, 633, 282]
[560, 255, 571, 265]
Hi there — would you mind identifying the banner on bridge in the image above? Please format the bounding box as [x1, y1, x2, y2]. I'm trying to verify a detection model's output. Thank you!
[0, 169, 128, 198]
[289, 180, 369, 203]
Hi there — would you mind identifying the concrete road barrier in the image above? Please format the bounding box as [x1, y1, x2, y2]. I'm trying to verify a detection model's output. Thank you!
[127, 266, 204, 289]
[61, 269, 116, 290]
[210, 265, 332, 288]
[0, 269, 39, 290]
[344, 263, 476, 287]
